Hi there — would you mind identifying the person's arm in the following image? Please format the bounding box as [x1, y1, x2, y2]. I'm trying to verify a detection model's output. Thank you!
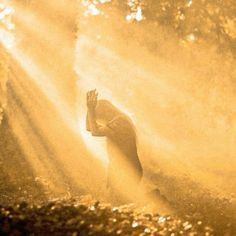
[87, 108, 108, 136]
[86, 111, 91, 131]
[86, 90, 111, 137]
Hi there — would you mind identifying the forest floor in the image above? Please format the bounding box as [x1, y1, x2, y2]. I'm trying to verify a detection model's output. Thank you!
[0, 182, 236, 236]
[0, 196, 215, 236]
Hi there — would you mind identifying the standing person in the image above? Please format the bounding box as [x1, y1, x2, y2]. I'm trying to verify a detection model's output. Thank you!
[86, 89, 143, 203]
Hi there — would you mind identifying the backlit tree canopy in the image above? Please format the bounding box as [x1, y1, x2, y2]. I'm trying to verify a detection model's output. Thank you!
[81, 0, 236, 55]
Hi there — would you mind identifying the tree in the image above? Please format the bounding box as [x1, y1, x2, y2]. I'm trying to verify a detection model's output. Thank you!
[79, 0, 236, 55]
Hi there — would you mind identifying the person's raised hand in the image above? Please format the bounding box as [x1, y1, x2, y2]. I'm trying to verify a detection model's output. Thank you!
[87, 89, 98, 110]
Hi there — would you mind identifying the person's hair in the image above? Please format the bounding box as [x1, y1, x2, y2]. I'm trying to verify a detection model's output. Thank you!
[96, 99, 122, 122]
[96, 99, 137, 139]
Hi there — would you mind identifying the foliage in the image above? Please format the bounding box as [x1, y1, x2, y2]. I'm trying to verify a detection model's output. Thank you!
[0, 196, 214, 235]
[81, 0, 236, 55]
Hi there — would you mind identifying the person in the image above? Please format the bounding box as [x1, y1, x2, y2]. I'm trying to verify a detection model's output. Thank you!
[86, 89, 143, 203]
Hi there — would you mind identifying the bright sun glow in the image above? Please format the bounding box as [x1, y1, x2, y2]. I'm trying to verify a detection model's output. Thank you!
[0, 4, 14, 48]
[77, 115, 109, 165]
[0, 0, 235, 213]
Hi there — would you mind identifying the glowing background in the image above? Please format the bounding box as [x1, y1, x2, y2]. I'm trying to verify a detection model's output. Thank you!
[0, 0, 235, 207]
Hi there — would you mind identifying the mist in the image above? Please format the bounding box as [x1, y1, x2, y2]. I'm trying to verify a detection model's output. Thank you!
[0, 0, 234, 201]
[0, 1, 236, 234]
[75, 5, 236, 199]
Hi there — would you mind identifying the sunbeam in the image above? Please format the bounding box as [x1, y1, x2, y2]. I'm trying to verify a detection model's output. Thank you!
[0, 1, 236, 235]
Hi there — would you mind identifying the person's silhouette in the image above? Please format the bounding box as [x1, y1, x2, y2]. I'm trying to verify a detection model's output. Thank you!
[86, 89, 143, 202]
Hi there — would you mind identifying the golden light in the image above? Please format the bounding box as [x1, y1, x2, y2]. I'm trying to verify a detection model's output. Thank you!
[187, 0, 193, 8]
[77, 114, 109, 165]
[187, 33, 195, 42]
[0, 1, 235, 235]
[0, 1, 108, 196]
[0, 3, 14, 48]
[135, 6, 144, 22]
[0, 0, 234, 209]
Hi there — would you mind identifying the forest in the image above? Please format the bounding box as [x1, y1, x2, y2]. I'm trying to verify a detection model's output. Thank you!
[0, 0, 236, 235]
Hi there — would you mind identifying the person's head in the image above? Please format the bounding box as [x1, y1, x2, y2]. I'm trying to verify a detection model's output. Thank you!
[95, 99, 122, 124]
[96, 99, 136, 139]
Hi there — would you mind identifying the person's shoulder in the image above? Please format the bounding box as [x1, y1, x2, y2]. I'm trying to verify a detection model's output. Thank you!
[107, 115, 136, 137]
[107, 115, 129, 127]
